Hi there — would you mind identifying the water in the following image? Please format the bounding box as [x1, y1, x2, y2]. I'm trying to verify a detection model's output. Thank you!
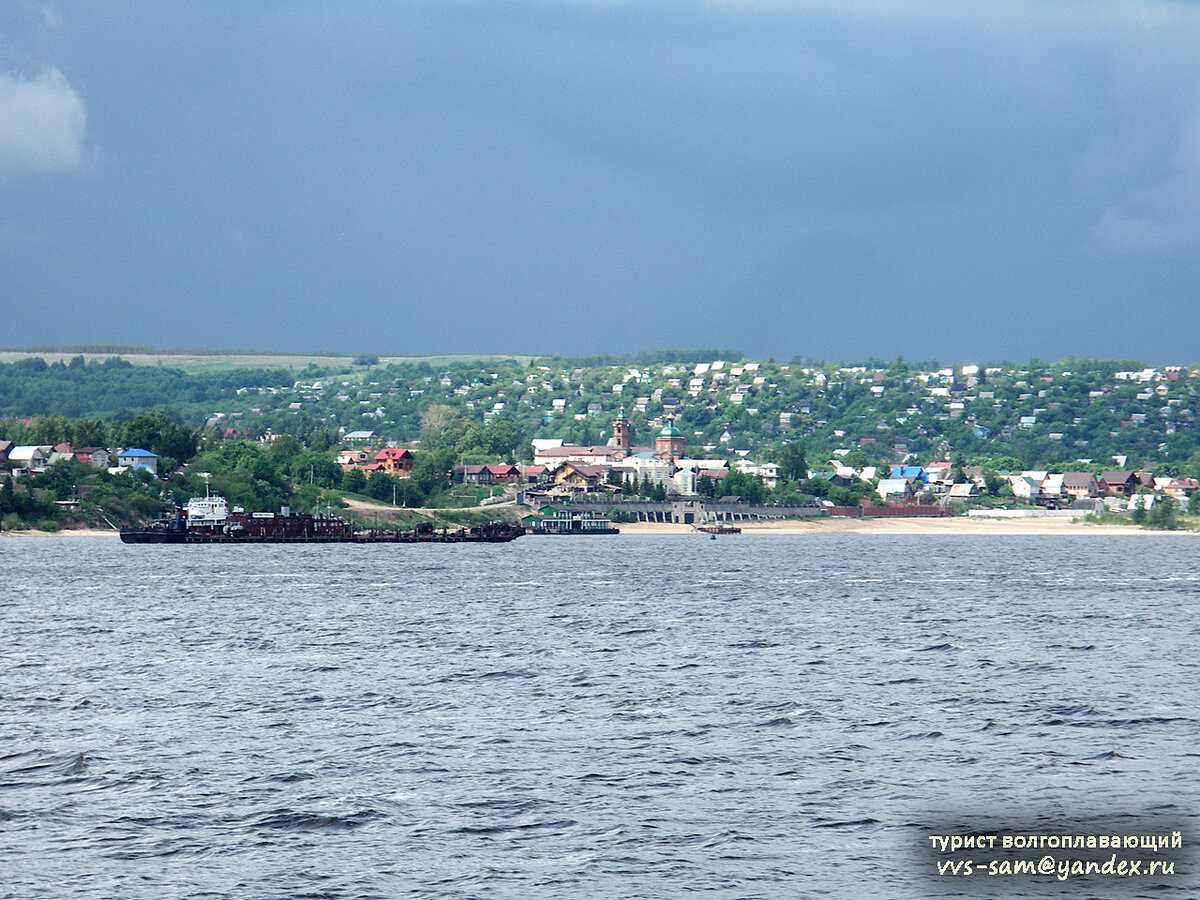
[2, 534, 1198, 898]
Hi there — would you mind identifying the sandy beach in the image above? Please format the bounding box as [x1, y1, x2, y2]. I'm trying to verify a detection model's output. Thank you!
[615, 517, 1198, 536]
[1, 528, 121, 537]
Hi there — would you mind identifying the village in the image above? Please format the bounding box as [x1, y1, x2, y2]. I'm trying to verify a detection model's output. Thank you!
[323, 409, 1198, 526]
[3, 355, 1200, 531]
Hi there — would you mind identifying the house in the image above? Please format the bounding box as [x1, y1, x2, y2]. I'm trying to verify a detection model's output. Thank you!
[533, 445, 616, 467]
[343, 430, 377, 443]
[117, 448, 158, 475]
[8, 445, 53, 474]
[0, 440, 13, 469]
[337, 448, 370, 471]
[889, 465, 928, 483]
[1099, 471, 1140, 498]
[50, 442, 75, 466]
[523, 505, 616, 533]
[517, 465, 550, 484]
[734, 460, 780, 489]
[1128, 493, 1158, 511]
[924, 461, 953, 485]
[946, 482, 980, 504]
[373, 448, 414, 478]
[962, 466, 989, 490]
[553, 462, 606, 492]
[675, 458, 730, 475]
[696, 468, 728, 488]
[1061, 472, 1099, 499]
[829, 471, 855, 488]
[610, 456, 672, 489]
[73, 448, 112, 468]
[1159, 477, 1199, 503]
[453, 465, 491, 485]
[1041, 473, 1065, 501]
[484, 463, 519, 483]
[1011, 476, 1042, 502]
[877, 477, 918, 503]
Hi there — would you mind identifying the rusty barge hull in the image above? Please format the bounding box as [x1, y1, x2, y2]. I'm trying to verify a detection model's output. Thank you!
[120, 525, 524, 544]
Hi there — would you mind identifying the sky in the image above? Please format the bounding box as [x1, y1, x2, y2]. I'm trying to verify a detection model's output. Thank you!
[2, 1, 1200, 364]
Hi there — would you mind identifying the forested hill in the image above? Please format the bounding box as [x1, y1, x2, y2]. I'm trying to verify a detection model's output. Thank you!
[0, 356, 293, 419]
[2, 353, 1199, 473]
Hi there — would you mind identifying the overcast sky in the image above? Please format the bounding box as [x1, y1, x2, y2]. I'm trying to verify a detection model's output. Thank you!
[2, 1, 1199, 363]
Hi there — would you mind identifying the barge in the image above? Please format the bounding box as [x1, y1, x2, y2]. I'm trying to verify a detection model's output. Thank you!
[120, 489, 523, 544]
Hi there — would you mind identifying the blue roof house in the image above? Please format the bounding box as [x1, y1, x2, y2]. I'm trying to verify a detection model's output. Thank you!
[889, 465, 928, 483]
[118, 448, 158, 475]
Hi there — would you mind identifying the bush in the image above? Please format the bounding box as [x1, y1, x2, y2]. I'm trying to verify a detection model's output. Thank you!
[2, 512, 22, 531]
[36, 519, 60, 532]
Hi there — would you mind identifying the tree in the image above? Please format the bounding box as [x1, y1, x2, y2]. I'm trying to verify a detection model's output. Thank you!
[608, 506, 636, 524]
[366, 472, 397, 502]
[951, 453, 967, 484]
[778, 442, 808, 482]
[410, 449, 455, 497]
[840, 450, 871, 470]
[269, 434, 302, 462]
[420, 405, 457, 450]
[484, 418, 521, 461]
[120, 411, 197, 469]
[0, 476, 15, 516]
[71, 419, 110, 449]
[982, 469, 1004, 497]
[290, 451, 342, 488]
[1148, 495, 1178, 530]
[721, 469, 767, 504]
[341, 467, 368, 494]
[1132, 494, 1148, 525]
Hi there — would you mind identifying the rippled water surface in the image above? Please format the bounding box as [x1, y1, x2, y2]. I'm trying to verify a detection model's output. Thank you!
[3, 534, 1199, 898]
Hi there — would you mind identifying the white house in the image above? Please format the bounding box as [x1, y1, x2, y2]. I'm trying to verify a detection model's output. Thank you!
[1041, 473, 1065, 500]
[877, 477, 917, 503]
[1011, 475, 1042, 502]
[734, 460, 780, 489]
[7, 445, 51, 474]
[533, 445, 616, 467]
[609, 457, 671, 489]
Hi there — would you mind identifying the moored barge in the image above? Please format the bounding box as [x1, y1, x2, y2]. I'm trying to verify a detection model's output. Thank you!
[120, 490, 523, 544]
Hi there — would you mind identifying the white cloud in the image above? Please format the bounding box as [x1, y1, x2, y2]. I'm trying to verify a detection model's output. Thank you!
[0, 67, 87, 177]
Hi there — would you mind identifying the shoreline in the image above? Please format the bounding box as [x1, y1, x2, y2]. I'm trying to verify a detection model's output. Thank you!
[613, 518, 1198, 536]
[5, 519, 1197, 537]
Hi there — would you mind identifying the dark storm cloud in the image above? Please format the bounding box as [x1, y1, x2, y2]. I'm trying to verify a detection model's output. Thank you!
[2, 1, 1199, 362]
